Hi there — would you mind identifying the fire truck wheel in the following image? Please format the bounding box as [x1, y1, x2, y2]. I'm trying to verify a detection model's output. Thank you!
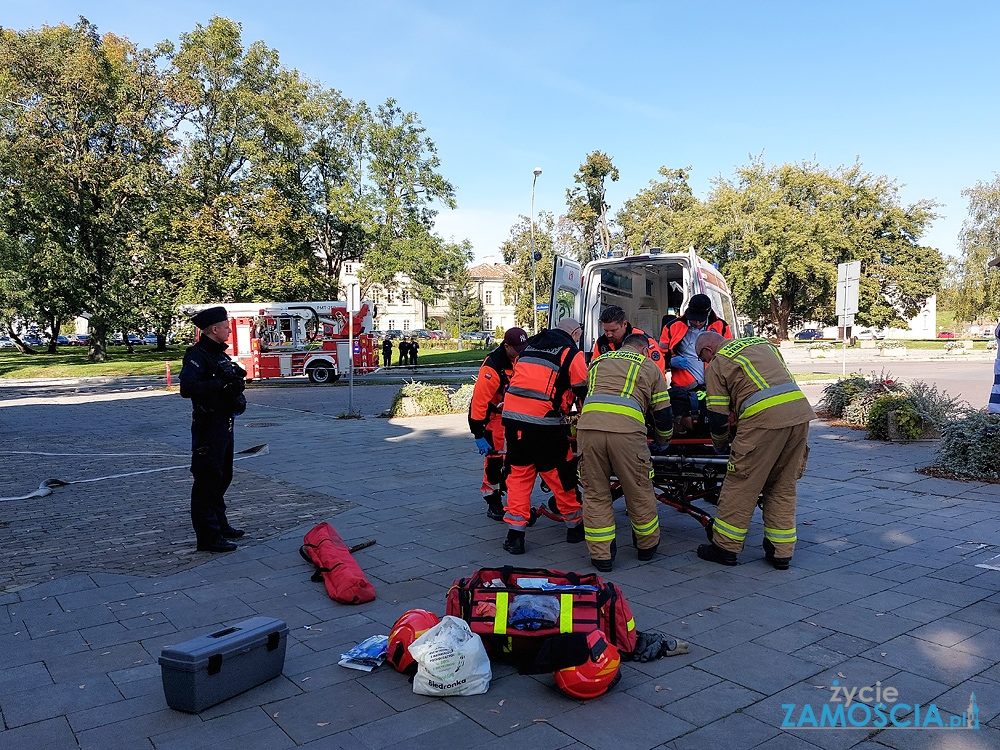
[307, 363, 338, 384]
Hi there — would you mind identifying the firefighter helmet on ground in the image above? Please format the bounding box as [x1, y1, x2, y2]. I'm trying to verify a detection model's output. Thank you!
[553, 629, 621, 699]
[387, 609, 440, 674]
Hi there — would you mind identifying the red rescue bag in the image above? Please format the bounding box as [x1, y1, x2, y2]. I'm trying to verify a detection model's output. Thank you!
[299, 522, 375, 605]
[446, 566, 636, 658]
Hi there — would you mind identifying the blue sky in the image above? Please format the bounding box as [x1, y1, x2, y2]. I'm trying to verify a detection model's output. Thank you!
[8, 1, 1000, 263]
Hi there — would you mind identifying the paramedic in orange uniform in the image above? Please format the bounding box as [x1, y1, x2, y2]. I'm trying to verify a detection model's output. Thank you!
[658, 294, 733, 433]
[592, 305, 665, 376]
[500, 318, 588, 555]
[468, 327, 529, 521]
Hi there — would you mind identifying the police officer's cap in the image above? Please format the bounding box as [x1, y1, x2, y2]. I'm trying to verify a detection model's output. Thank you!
[191, 306, 228, 330]
[686, 294, 712, 322]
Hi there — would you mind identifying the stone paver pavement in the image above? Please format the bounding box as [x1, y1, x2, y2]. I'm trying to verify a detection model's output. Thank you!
[1, 383, 999, 749]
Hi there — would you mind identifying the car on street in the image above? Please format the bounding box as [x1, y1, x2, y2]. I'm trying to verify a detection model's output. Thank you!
[385, 329, 404, 340]
[23, 335, 43, 346]
[68, 334, 89, 346]
[410, 329, 432, 339]
[793, 329, 824, 340]
[143, 333, 159, 345]
[0, 337, 14, 348]
[127, 334, 143, 346]
[56, 335, 71, 346]
[937, 331, 955, 339]
[855, 329, 886, 340]
[429, 330, 448, 340]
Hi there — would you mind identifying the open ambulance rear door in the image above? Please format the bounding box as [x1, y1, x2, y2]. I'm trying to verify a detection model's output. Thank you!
[548, 255, 582, 329]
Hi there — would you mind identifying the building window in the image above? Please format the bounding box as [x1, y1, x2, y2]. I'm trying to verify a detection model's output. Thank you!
[403, 321, 410, 331]
[389, 320, 395, 330]
[485, 291, 492, 304]
[402, 290, 409, 304]
[345, 264, 353, 274]
[484, 317, 493, 330]
[387, 291, 394, 304]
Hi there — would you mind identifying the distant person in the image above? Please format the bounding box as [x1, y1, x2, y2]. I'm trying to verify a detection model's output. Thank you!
[179, 307, 247, 553]
[990, 319, 1000, 414]
[409, 336, 419, 367]
[382, 336, 393, 368]
[398, 338, 410, 367]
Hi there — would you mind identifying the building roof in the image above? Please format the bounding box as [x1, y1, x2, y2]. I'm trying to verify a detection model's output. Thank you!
[469, 262, 515, 280]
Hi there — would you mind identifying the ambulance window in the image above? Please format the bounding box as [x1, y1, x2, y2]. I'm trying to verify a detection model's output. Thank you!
[553, 290, 576, 326]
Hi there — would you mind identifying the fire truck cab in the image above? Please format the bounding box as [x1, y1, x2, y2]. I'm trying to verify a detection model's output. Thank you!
[548, 248, 740, 357]
[181, 301, 378, 384]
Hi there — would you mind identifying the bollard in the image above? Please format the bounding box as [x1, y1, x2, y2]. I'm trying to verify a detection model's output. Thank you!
[166, 362, 171, 386]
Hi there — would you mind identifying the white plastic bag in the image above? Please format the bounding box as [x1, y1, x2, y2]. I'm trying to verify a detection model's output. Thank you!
[408, 615, 492, 696]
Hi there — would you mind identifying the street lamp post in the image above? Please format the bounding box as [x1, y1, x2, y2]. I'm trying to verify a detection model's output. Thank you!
[530, 167, 542, 334]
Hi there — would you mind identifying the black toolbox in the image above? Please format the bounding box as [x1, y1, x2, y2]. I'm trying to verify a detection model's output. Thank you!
[159, 616, 288, 712]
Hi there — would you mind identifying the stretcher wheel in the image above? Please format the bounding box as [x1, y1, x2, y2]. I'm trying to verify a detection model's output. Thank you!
[526, 507, 539, 527]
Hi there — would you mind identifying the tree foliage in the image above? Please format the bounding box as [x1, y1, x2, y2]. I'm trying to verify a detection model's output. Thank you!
[565, 151, 619, 263]
[617, 167, 706, 254]
[501, 211, 559, 332]
[953, 174, 1000, 322]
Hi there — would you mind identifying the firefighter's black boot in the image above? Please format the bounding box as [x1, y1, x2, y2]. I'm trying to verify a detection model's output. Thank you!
[503, 529, 525, 555]
[697, 542, 738, 566]
[566, 523, 584, 544]
[763, 538, 791, 570]
[632, 531, 658, 561]
[485, 492, 505, 521]
[591, 540, 617, 572]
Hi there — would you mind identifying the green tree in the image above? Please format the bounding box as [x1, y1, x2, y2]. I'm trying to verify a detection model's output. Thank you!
[0, 19, 175, 360]
[443, 269, 483, 335]
[501, 211, 556, 332]
[953, 174, 1000, 322]
[617, 167, 707, 254]
[705, 159, 940, 339]
[565, 151, 620, 263]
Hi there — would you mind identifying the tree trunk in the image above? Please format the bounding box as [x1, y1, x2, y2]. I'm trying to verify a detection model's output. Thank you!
[155, 332, 166, 351]
[88, 321, 107, 362]
[7, 324, 36, 354]
[123, 331, 134, 354]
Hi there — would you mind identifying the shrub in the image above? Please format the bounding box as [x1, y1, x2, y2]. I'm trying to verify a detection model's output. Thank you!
[387, 381, 453, 416]
[935, 412, 1000, 480]
[449, 383, 475, 413]
[866, 394, 921, 441]
[821, 376, 871, 418]
[899, 380, 970, 428]
[842, 378, 905, 425]
[875, 339, 906, 350]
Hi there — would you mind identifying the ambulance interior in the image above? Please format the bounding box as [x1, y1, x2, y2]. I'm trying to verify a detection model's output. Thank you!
[576, 258, 739, 355]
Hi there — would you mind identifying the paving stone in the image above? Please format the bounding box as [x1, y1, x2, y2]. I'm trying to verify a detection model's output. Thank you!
[863, 635, 992, 685]
[806, 604, 919, 643]
[875, 723, 1000, 749]
[669, 711, 781, 750]
[0, 716, 79, 750]
[695, 642, 821, 694]
[0, 660, 52, 695]
[75, 706, 203, 749]
[264, 681, 394, 744]
[443, 672, 578, 735]
[931, 676, 1000, 726]
[147, 706, 276, 750]
[44, 640, 153, 682]
[68, 690, 167, 732]
[950, 628, 1000, 662]
[468, 721, 577, 750]
[753, 622, 833, 653]
[910, 618, 987, 648]
[663, 679, 764, 726]
[0, 672, 123, 727]
[548, 690, 696, 749]
[889, 578, 993, 608]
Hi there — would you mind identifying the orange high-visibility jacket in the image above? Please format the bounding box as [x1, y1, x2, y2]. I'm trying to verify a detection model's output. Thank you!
[502, 328, 588, 427]
[592, 324, 666, 376]
[659, 315, 733, 388]
[468, 345, 515, 439]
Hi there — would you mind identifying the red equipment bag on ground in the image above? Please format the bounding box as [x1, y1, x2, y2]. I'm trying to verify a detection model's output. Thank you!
[299, 522, 375, 605]
[446, 566, 636, 658]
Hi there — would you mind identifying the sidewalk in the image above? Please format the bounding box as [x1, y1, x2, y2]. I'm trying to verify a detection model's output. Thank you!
[1, 389, 999, 749]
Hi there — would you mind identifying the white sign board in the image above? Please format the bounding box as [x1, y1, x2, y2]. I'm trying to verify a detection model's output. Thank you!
[835, 261, 860, 321]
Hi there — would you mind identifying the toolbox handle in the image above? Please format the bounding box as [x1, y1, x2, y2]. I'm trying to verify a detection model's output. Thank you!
[209, 627, 240, 638]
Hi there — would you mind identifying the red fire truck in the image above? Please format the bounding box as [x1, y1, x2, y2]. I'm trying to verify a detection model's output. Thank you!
[181, 301, 379, 383]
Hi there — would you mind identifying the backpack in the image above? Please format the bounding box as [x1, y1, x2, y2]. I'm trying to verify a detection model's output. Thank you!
[446, 566, 637, 659]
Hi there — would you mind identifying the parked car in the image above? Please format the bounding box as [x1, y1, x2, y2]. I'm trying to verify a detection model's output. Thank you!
[460, 331, 482, 340]
[0, 337, 14, 348]
[126, 334, 143, 346]
[23, 335, 43, 346]
[143, 333, 159, 345]
[68, 334, 89, 346]
[56, 335, 71, 346]
[369, 330, 384, 340]
[855, 329, 885, 340]
[410, 329, 432, 339]
[793, 329, 824, 340]
[937, 331, 955, 339]
[429, 330, 448, 340]
[385, 329, 404, 340]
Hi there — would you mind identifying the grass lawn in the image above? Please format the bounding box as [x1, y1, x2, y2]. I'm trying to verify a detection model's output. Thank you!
[416, 347, 490, 367]
[0, 347, 183, 379]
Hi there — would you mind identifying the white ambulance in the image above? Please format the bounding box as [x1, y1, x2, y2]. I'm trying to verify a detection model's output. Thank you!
[549, 248, 740, 355]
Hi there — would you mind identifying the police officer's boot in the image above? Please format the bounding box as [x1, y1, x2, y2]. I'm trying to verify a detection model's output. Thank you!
[485, 492, 504, 521]
[197, 538, 238, 553]
[763, 538, 791, 570]
[697, 542, 738, 566]
[503, 529, 525, 555]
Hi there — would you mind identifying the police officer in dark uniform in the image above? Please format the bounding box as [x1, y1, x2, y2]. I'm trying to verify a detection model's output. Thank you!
[180, 307, 248, 552]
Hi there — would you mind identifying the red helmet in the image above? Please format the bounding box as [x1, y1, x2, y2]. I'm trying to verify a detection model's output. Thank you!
[554, 629, 621, 699]
[387, 609, 440, 674]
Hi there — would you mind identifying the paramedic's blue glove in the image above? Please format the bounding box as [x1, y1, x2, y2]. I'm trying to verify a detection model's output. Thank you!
[670, 356, 689, 369]
[475, 438, 491, 456]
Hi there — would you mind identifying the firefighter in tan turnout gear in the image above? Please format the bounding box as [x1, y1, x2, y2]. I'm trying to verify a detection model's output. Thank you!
[694, 332, 815, 570]
[578, 333, 674, 572]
